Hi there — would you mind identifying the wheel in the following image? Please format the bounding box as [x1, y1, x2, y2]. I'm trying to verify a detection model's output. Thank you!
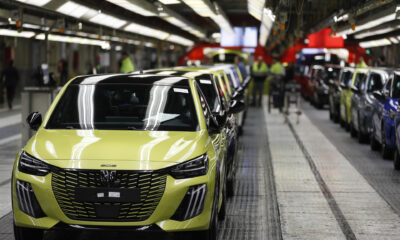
[381, 128, 393, 159]
[357, 116, 366, 143]
[370, 132, 380, 151]
[14, 225, 44, 240]
[195, 186, 219, 240]
[394, 148, 400, 170]
[218, 185, 226, 221]
[227, 178, 234, 198]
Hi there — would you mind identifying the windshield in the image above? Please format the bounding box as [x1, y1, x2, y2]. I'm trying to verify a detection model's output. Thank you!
[46, 83, 198, 131]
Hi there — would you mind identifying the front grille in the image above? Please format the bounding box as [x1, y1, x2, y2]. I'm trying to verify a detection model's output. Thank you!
[52, 169, 167, 222]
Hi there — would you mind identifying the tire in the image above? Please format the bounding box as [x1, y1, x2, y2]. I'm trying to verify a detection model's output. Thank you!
[14, 225, 44, 240]
[394, 148, 400, 170]
[370, 132, 380, 151]
[218, 185, 226, 221]
[196, 187, 219, 240]
[381, 128, 393, 159]
[227, 178, 234, 198]
[358, 117, 368, 144]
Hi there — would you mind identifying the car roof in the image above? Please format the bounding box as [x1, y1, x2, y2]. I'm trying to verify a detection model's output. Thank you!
[70, 73, 190, 86]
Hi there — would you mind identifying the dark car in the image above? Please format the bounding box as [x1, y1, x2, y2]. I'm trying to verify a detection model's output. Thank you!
[370, 70, 399, 159]
[329, 67, 353, 123]
[313, 65, 341, 109]
[350, 68, 391, 143]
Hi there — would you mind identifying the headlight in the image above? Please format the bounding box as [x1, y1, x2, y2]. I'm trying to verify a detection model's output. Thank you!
[169, 154, 209, 179]
[18, 151, 50, 176]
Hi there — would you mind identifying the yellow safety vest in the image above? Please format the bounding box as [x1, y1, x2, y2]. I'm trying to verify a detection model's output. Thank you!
[270, 62, 283, 74]
[120, 57, 134, 73]
[252, 62, 268, 73]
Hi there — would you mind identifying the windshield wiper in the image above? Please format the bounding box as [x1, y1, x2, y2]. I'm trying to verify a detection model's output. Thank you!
[127, 126, 137, 130]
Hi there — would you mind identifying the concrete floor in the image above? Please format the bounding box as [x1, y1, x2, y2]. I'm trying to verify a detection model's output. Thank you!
[1, 99, 400, 239]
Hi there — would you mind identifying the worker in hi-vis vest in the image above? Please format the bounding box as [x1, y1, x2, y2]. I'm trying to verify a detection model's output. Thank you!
[251, 56, 269, 107]
[120, 51, 135, 73]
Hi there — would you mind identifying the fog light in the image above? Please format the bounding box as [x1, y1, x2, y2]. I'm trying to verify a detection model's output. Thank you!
[16, 180, 46, 218]
[172, 184, 206, 221]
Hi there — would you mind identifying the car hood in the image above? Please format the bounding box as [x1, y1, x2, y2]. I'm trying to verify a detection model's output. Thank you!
[24, 129, 209, 170]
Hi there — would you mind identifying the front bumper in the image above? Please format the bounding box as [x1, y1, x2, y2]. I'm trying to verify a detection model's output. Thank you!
[13, 161, 216, 232]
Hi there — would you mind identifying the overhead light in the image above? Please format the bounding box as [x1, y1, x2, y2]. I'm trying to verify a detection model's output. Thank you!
[248, 0, 266, 21]
[181, 0, 216, 17]
[259, 8, 275, 46]
[159, 5, 206, 38]
[124, 23, 169, 40]
[334, 13, 349, 23]
[390, 37, 399, 44]
[159, 0, 180, 4]
[145, 42, 155, 48]
[0, 29, 35, 38]
[354, 26, 397, 39]
[89, 13, 127, 29]
[16, 0, 51, 7]
[57, 1, 98, 19]
[337, 5, 400, 36]
[359, 38, 391, 48]
[167, 34, 194, 46]
[36, 33, 111, 49]
[105, 0, 157, 16]
[210, 2, 234, 34]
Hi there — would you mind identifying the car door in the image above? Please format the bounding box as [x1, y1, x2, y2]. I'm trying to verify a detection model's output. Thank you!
[375, 77, 392, 142]
[196, 83, 226, 188]
[351, 72, 366, 130]
[386, 74, 400, 147]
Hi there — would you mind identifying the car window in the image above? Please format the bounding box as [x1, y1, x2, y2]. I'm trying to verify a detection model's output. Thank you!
[384, 78, 392, 96]
[354, 73, 366, 90]
[47, 83, 199, 131]
[194, 75, 221, 113]
[392, 74, 400, 98]
[340, 71, 350, 85]
[367, 73, 383, 92]
[196, 84, 213, 129]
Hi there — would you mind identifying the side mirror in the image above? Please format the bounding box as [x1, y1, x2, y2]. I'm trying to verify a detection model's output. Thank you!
[231, 90, 244, 101]
[212, 110, 227, 127]
[339, 82, 346, 89]
[228, 100, 246, 114]
[351, 86, 360, 94]
[26, 112, 42, 131]
[328, 79, 335, 86]
[208, 116, 223, 135]
[373, 90, 385, 100]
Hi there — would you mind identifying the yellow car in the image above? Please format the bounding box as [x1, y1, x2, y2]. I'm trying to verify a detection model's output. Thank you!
[208, 49, 249, 65]
[12, 73, 244, 240]
[340, 68, 368, 129]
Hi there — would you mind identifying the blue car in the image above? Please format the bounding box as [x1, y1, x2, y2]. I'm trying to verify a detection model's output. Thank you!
[350, 69, 391, 143]
[371, 71, 400, 159]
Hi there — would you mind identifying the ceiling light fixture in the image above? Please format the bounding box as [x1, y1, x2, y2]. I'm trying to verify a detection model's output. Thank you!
[167, 34, 194, 46]
[159, 0, 180, 4]
[36, 33, 111, 49]
[210, 2, 234, 34]
[57, 1, 97, 19]
[359, 38, 391, 48]
[16, 0, 51, 7]
[0, 29, 36, 38]
[248, 0, 266, 21]
[124, 22, 170, 40]
[259, 8, 275, 46]
[89, 13, 127, 29]
[158, 4, 206, 38]
[105, 0, 158, 16]
[181, 0, 216, 17]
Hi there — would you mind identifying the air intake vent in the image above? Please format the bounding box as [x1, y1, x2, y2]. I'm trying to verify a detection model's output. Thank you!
[16, 180, 46, 218]
[172, 184, 207, 221]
